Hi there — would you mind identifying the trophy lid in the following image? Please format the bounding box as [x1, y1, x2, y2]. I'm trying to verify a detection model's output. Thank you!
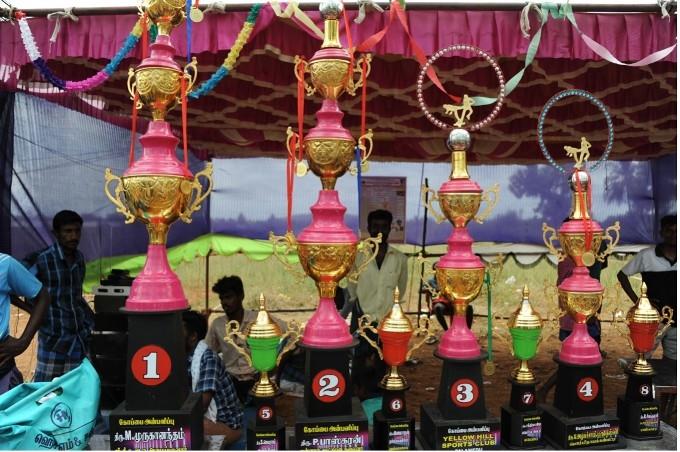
[379, 288, 414, 333]
[247, 294, 282, 339]
[627, 283, 661, 324]
[508, 285, 542, 329]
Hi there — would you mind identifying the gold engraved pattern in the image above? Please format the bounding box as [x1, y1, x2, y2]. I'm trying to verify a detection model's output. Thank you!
[146, 0, 185, 36]
[135, 68, 183, 120]
[309, 59, 350, 99]
[559, 232, 604, 267]
[438, 193, 482, 228]
[558, 289, 603, 321]
[436, 267, 485, 303]
[297, 242, 357, 285]
[305, 138, 355, 189]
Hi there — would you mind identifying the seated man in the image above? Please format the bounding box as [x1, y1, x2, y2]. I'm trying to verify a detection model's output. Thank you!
[206, 275, 286, 403]
[183, 310, 243, 448]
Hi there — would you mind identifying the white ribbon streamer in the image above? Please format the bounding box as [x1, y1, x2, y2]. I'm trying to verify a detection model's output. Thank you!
[657, 0, 671, 19]
[519, 1, 544, 39]
[46, 7, 78, 46]
[204, 1, 227, 15]
[355, 0, 384, 25]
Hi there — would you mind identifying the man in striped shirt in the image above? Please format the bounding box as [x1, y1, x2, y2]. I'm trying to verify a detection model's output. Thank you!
[28, 210, 94, 382]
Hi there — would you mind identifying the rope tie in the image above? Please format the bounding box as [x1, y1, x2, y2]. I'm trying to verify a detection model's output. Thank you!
[355, 0, 384, 24]
[47, 7, 78, 46]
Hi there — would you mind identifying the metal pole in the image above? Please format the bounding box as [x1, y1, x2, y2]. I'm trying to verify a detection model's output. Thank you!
[417, 177, 429, 320]
[204, 253, 210, 313]
[7, 0, 673, 17]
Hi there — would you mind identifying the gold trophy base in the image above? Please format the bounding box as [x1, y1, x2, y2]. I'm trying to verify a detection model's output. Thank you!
[250, 372, 279, 398]
[380, 366, 408, 391]
[511, 361, 536, 384]
[628, 354, 655, 375]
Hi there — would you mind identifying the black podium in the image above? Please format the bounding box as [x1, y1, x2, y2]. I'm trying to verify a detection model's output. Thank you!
[501, 380, 544, 449]
[372, 388, 416, 450]
[247, 395, 287, 449]
[541, 355, 624, 449]
[292, 342, 369, 450]
[617, 370, 662, 440]
[109, 311, 204, 450]
[419, 353, 501, 450]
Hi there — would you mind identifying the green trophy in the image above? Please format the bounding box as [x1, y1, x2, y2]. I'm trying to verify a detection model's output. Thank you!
[501, 285, 546, 448]
[224, 294, 303, 449]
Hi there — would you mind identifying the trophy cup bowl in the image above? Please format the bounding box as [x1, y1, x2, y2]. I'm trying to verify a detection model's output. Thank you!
[304, 137, 356, 190]
[435, 266, 485, 304]
[297, 242, 356, 296]
[437, 192, 482, 228]
[145, 0, 185, 36]
[309, 53, 351, 100]
[133, 67, 183, 119]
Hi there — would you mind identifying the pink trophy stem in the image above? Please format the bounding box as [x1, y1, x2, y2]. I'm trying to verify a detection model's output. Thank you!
[559, 321, 602, 365]
[437, 310, 481, 359]
[302, 297, 353, 347]
[125, 244, 188, 312]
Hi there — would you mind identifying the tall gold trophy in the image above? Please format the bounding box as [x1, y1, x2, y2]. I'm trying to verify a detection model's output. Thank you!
[105, 2, 211, 449]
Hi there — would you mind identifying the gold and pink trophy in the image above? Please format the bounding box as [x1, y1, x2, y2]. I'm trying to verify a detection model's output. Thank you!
[103, 1, 211, 448]
[416, 44, 504, 450]
[270, 1, 377, 449]
[538, 89, 623, 448]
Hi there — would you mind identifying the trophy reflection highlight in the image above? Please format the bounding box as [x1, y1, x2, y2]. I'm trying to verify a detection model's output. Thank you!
[224, 294, 303, 398]
[104, 0, 212, 312]
[613, 283, 674, 375]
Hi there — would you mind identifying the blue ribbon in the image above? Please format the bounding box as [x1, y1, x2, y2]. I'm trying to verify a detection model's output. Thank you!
[186, 1, 192, 63]
[355, 146, 363, 235]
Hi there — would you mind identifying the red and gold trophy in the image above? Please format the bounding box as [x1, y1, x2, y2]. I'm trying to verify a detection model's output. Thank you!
[104, 1, 210, 448]
[358, 288, 434, 449]
[224, 295, 303, 449]
[538, 90, 623, 449]
[613, 283, 674, 439]
[415, 44, 505, 450]
[269, 1, 376, 449]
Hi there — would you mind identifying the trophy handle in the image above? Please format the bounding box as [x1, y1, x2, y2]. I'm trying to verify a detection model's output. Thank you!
[294, 56, 315, 96]
[268, 231, 305, 279]
[542, 223, 566, 262]
[657, 306, 675, 340]
[224, 320, 253, 368]
[356, 314, 383, 360]
[104, 169, 136, 224]
[421, 186, 447, 224]
[180, 163, 214, 223]
[349, 129, 374, 175]
[183, 57, 199, 93]
[597, 221, 621, 262]
[346, 53, 372, 97]
[611, 309, 635, 349]
[405, 315, 437, 361]
[348, 234, 382, 283]
[474, 183, 500, 224]
[415, 253, 441, 299]
[276, 320, 305, 367]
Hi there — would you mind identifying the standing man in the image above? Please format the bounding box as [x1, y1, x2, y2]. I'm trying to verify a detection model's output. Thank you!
[30, 210, 94, 382]
[345, 209, 409, 327]
[618, 215, 676, 361]
[344, 210, 409, 393]
[205, 275, 286, 403]
[0, 253, 51, 394]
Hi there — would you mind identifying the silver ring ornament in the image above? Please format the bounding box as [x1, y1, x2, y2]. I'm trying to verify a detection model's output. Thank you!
[416, 44, 506, 132]
[537, 89, 614, 174]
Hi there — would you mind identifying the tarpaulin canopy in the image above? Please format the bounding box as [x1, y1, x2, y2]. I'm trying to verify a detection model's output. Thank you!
[0, 6, 676, 164]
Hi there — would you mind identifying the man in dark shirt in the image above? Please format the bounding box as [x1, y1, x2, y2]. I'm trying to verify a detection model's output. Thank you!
[29, 210, 94, 381]
[618, 215, 676, 361]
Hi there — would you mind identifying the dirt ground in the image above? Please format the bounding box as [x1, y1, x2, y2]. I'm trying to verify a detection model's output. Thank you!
[10, 308, 675, 428]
